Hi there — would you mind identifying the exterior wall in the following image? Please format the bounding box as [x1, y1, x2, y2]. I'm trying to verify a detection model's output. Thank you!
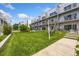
[58, 3, 79, 14]
[58, 3, 79, 31]
[0, 19, 3, 35]
[58, 3, 72, 13]
[49, 17, 58, 24]
[59, 21, 79, 30]
[59, 9, 79, 23]
[30, 3, 79, 31]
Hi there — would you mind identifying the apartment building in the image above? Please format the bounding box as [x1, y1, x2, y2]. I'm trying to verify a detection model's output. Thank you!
[0, 11, 10, 35]
[30, 3, 79, 31]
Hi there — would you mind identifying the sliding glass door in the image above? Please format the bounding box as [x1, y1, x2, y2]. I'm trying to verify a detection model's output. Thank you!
[64, 24, 77, 31]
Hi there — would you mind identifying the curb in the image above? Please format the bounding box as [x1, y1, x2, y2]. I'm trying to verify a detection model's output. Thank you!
[0, 34, 11, 48]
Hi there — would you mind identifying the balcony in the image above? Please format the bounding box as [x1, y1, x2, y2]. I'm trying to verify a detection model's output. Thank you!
[42, 16, 46, 20]
[64, 3, 78, 12]
[64, 13, 77, 21]
[64, 4, 71, 11]
[59, 19, 79, 24]
[50, 11, 57, 17]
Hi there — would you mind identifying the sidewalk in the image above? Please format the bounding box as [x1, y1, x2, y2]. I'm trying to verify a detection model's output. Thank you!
[33, 38, 77, 56]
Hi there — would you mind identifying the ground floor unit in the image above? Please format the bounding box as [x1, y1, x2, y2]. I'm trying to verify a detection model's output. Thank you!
[31, 20, 79, 32]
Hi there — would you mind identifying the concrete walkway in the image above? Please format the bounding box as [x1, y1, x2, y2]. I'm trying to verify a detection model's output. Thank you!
[33, 38, 77, 56]
[0, 34, 11, 48]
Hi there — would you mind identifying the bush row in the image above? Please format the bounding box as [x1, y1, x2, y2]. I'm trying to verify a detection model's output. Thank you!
[3, 24, 12, 35]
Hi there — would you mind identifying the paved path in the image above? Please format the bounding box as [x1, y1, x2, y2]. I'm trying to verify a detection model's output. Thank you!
[33, 38, 77, 56]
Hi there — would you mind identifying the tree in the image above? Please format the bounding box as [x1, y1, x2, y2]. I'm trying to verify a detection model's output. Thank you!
[3, 24, 12, 35]
[13, 24, 19, 30]
[29, 26, 32, 30]
[19, 24, 29, 32]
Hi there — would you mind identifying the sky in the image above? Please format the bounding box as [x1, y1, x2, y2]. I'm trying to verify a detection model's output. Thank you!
[0, 3, 58, 24]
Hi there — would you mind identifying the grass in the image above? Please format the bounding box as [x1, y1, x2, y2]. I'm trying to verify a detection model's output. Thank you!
[0, 35, 7, 42]
[76, 45, 79, 56]
[0, 31, 66, 56]
[76, 37, 79, 56]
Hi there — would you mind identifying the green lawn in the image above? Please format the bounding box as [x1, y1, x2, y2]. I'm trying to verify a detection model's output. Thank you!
[0, 31, 66, 56]
[0, 35, 7, 42]
[76, 38, 79, 56]
[76, 44, 79, 56]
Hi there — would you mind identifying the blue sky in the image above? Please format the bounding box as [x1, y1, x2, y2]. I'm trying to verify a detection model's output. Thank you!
[0, 3, 58, 24]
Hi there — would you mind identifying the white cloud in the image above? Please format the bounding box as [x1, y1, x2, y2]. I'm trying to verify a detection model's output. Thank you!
[17, 13, 36, 24]
[18, 13, 29, 19]
[0, 10, 12, 18]
[17, 13, 36, 20]
[29, 16, 36, 20]
[0, 10, 5, 15]
[3, 3, 15, 10]
[44, 7, 51, 12]
[0, 9, 12, 23]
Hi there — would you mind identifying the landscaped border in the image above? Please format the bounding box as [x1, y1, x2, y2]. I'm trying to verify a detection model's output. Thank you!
[0, 31, 66, 56]
[0, 34, 11, 48]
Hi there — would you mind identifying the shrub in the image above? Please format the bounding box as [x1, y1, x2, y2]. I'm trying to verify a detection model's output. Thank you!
[3, 24, 12, 35]
[13, 24, 19, 30]
[19, 25, 29, 32]
[29, 26, 32, 30]
[77, 37, 79, 41]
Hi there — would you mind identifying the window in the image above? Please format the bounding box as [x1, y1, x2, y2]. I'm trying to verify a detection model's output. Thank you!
[42, 27, 46, 30]
[64, 25, 72, 30]
[73, 24, 77, 31]
[50, 12, 57, 16]
[64, 14, 72, 20]
[64, 13, 77, 20]
[64, 3, 77, 11]
[67, 15, 72, 20]
[51, 19, 54, 22]
[72, 13, 77, 19]
[64, 25, 68, 30]
[1, 19, 3, 25]
[64, 5, 71, 11]
[72, 3, 77, 7]
[42, 16, 46, 20]
[64, 24, 77, 31]
[64, 16, 67, 20]
[51, 26, 53, 30]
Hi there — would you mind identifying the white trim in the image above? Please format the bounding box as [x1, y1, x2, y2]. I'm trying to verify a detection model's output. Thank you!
[0, 34, 11, 48]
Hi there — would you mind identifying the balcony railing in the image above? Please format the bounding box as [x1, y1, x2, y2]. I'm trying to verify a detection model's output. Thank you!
[50, 12, 57, 17]
[64, 3, 78, 11]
